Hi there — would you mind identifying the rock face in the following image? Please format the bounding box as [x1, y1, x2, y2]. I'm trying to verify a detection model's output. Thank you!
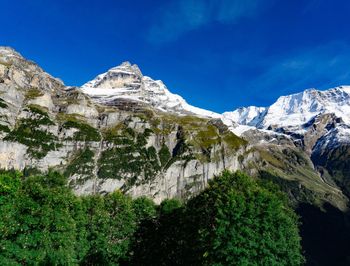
[0, 47, 246, 204]
[0, 46, 348, 210]
[81, 61, 221, 118]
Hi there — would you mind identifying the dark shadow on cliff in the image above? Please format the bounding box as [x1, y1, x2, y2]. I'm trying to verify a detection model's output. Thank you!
[297, 203, 350, 266]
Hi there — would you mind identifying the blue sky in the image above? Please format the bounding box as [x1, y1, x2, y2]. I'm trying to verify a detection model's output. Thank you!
[1, 0, 350, 112]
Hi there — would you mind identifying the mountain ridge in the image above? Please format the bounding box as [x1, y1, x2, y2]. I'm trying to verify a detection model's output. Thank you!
[78, 59, 350, 144]
[225, 85, 350, 130]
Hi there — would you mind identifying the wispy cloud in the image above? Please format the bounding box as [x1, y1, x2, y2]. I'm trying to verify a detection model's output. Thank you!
[148, 0, 272, 44]
[244, 42, 350, 102]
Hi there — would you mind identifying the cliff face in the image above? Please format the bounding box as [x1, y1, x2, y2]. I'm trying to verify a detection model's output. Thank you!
[0, 47, 347, 210]
[0, 47, 247, 204]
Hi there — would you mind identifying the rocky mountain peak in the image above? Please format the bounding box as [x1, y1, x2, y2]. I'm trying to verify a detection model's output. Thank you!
[108, 61, 143, 77]
[82, 61, 142, 91]
[80, 62, 220, 118]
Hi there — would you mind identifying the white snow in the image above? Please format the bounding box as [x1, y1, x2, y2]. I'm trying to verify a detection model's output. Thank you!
[313, 125, 350, 151]
[80, 62, 220, 119]
[222, 106, 266, 127]
[229, 125, 256, 136]
[225, 86, 350, 129]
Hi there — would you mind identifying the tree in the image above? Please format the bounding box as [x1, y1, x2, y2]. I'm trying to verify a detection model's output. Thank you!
[130, 198, 187, 266]
[0, 169, 304, 265]
[186, 171, 304, 266]
[81, 191, 136, 265]
[131, 171, 304, 266]
[132, 196, 157, 222]
[0, 171, 78, 265]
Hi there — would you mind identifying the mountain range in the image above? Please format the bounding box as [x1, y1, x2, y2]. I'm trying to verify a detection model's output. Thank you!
[0, 46, 349, 212]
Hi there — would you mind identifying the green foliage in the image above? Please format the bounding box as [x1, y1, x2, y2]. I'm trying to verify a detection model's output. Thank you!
[26, 104, 52, 119]
[194, 124, 219, 149]
[98, 127, 161, 187]
[166, 127, 195, 168]
[132, 197, 157, 222]
[0, 97, 8, 109]
[159, 198, 183, 215]
[187, 171, 304, 266]
[131, 171, 304, 266]
[259, 170, 321, 207]
[158, 144, 171, 167]
[4, 106, 60, 158]
[0, 170, 304, 265]
[222, 131, 248, 150]
[22, 166, 42, 177]
[63, 118, 101, 142]
[150, 113, 246, 164]
[0, 171, 141, 265]
[65, 148, 95, 181]
[0, 171, 78, 265]
[102, 123, 132, 144]
[25, 87, 44, 100]
[130, 202, 188, 266]
[0, 171, 21, 203]
[312, 144, 350, 197]
[82, 191, 136, 265]
[0, 124, 10, 133]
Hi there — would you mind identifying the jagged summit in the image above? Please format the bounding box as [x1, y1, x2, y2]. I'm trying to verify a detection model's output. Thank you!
[225, 86, 350, 130]
[81, 61, 220, 118]
[82, 61, 143, 90]
[108, 61, 143, 77]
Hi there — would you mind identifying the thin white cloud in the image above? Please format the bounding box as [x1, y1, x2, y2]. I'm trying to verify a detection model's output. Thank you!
[148, 0, 272, 44]
[217, 0, 262, 23]
[249, 42, 350, 96]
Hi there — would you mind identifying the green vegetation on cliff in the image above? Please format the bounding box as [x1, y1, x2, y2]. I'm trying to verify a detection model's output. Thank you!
[0, 97, 8, 109]
[98, 127, 161, 188]
[62, 116, 101, 141]
[25, 87, 44, 100]
[4, 105, 60, 158]
[65, 148, 95, 185]
[0, 124, 10, 133]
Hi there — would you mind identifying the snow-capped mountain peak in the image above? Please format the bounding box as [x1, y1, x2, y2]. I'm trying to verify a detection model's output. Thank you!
[263, 86, 350, 127]
[80, 62, 220, 118]
[82, 61, 142, 90]
[224, 86, 350, 130]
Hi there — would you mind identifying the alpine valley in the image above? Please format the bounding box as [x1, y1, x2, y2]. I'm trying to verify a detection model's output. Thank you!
[1, 47, 350, 264]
